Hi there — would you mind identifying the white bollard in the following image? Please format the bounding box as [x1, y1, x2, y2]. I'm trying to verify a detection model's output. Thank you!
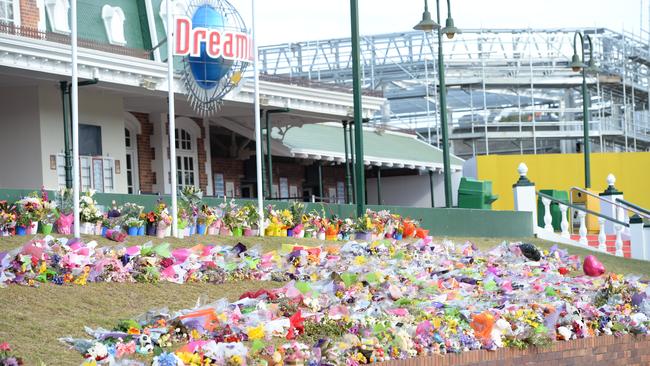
[513, 163, 537, 234]
[578, 211, 588, 247]
[600, 174, 624, 235]
[598, 217, 607, 253]
[615, 223, 624, 257]
[560, 204, 570, 238]
[629, 215, 646, 260]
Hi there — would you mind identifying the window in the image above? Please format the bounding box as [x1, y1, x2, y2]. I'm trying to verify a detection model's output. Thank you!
[174, 128, 197, 189]
[124, 127, 139, 194]
[0, 0, 19, 26]
[279, 177, 289, 199]
[56, 154, 114, 193]
[80, 124, 102, 156]
[337, 181, 345, 204]
[214, 173, 225, 197]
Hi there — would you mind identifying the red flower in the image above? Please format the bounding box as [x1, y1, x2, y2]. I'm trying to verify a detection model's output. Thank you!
[286, 310, 305, 340]
[558, 267, 569, 275]
[0, 342, 11, 351]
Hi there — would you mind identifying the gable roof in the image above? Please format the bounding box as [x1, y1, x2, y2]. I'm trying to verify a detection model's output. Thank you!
[276, 123, 464, 172]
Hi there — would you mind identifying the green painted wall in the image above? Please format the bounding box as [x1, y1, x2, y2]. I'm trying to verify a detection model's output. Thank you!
[0, 190, 533, 238]
[46, 0, 149, 49]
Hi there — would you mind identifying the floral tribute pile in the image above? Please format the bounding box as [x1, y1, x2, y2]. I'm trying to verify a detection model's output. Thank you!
[0, 188, 424, 242]
[2, 236, 649, 365]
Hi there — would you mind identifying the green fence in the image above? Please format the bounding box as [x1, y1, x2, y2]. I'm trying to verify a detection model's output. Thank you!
[0, 189, 533, 238]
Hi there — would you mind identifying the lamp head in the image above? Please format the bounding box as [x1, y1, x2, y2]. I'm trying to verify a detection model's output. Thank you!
[441, 17, 461, 39]
[569, 54, 585, 72]
[413, 10, 439, 32]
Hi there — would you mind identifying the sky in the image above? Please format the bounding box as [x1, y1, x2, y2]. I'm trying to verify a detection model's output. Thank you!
[228, 0, 648, 46]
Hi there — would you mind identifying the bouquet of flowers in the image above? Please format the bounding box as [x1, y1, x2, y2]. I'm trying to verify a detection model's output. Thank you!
[16, 194, 43, 223]
[222, 200, 246, 231]
[120, 202, 144, 221]
[55, 187, 74, 215]
[339, 217, 355, 239]
[125, 217, 144, 228]
[0, 201, 16, 234]
[39, 200, 59, 225]
[179, 186, 203, 220]
[80, 190, 103, 223]
[153, 200, 172, 229]
[240, 203, 260, 229]
[354, 213, 375, 234]
[0, 342, 24, 366]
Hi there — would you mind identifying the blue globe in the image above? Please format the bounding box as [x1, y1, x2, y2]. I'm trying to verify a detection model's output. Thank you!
[188, 5, 232, 89]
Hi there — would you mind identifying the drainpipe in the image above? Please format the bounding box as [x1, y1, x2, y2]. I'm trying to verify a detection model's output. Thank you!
[429, 169, 436, 208]
[376, 166, 382, 205]
[342, 120, 352, 204]
[317, 161, 323, 202]
[60, 81, 72, 188]
[265, 108, 289, 199]
[348, 122, 356, 204]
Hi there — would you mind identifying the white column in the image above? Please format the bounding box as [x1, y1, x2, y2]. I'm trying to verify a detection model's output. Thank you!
[542, 198, 553, 232]
[578, 211, 588, 246]
[512, 163, 537, 234]
[615, 223, 624, 257]
[629, 215, 646, 260]
[560, 204, 570, 238]
[203, 118, 214, 196]
[600, 174, 624, 235]
[252, 0, 265, 236]
[166, 0, 178, 237]
[71, 0, 80, 238]
[598, 217, 607, 252]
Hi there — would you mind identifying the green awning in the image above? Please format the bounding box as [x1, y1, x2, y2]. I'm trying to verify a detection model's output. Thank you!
[276, 123, 464, 171]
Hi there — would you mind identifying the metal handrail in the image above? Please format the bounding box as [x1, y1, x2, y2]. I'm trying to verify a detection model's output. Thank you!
[616, 198, 650, 219]
[537, 191, 628, 227]
[570, 186, 650, 220]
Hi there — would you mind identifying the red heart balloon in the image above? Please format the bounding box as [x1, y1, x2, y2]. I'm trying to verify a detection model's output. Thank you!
[583, 255, 606, 277]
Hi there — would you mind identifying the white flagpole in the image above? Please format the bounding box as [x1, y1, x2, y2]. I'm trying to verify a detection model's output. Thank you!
[71, 0, 80, 238]
[252, 0, 264, 236]
[167, 0, 178, 237]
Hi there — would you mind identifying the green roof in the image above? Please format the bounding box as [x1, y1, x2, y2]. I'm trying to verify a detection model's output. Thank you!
[276, 124, 464, 170]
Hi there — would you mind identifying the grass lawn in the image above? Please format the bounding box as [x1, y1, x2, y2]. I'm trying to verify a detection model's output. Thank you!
[0, 234, 648, 365]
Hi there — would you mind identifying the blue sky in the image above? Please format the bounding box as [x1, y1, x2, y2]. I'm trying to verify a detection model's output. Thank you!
[230, 0, 647, 45]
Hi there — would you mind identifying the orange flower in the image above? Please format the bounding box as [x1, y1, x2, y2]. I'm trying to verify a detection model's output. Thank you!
[127, 327, 141, 335]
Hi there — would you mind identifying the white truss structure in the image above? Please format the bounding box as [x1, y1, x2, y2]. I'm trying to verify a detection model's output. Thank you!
[258, 28, 650, 157]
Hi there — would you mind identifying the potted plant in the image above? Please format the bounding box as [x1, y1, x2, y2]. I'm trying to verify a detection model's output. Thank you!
[240, 203, 260, 236]
[39, 200, 59, 235]
[79, 190, 103, 235]
[0, 201, 16, 237]
[145, 211, 159, 236]
[125, 217, 143, 236]
[179, 186, 203, 235]
[354, 213, 374, 242]
[15, 210, 32, 236]
[16, 194, 43, 235]
[196, 206, 212, 235]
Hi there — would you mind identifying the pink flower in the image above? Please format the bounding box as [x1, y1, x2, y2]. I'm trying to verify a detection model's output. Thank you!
[116, 341, 136, 358]
[0, 342, 11, 351]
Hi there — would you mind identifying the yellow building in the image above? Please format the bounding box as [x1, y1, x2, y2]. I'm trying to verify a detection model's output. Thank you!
[474, 152, 650, 211]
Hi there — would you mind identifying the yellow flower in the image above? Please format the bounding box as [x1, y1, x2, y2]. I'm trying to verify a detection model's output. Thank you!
[247, 324, 265, 340]
[81, 361, 97, 366]
[38, 262, 47, 274]
[353, 256, 367, 265]
[228, 355, 244, 366]
[190, 329, 201, 340]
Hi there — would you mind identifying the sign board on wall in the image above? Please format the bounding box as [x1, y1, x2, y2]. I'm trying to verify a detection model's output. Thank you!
[173, 0, 252, 115]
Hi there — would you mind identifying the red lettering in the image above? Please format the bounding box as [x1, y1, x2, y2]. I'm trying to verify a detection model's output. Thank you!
[191, 28, 207, 57]
[234, 33, 248, 60]
[207, 32, 221, 58]
[223, 33, 234, 59]
[174, 17, 191, 55]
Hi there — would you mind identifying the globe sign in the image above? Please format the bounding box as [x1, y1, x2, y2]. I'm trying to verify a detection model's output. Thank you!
[174, 0, 252, 115]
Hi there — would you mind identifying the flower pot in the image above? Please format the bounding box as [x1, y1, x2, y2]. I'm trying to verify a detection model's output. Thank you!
[394, 233, 403, 241]
[355, 232, 372, 242]
[16, 226, 27, 236]
[127, 226, 139, 236]
[295, 230, 305, 239]
[244, 228, 254, 237]
[189, 225, 196, 236]
[27, 221, 38, 235]
[287, 228, 294, 237]
[341, 233, 350, 241]
[208, 226, 218, 236]
[101, 226, 108, 237]
[41, 223, 54, 235]
[317, 231, 326, 241]
[326, 234, 338, 241]
[232, 227, 243, 237]
[139, 226, 146, 236]
[146, 223, 157, 236]
[0, 229, 9, 237]
[177, 229, 185, 239]
[156, 226, 166, 239]
[219, 227, 231, 236]
[197, 224, 207, 235]
[165, 226, 172, 237]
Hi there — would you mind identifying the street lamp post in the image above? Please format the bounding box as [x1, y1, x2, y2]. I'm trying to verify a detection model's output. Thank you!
[569, 32, 597, 189]
[350, 0, 366, 216]
[414, 0, 459, 208]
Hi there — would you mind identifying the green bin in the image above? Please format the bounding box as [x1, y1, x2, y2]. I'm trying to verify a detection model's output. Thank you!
[457, 177, 499, 210]
[537, 189, 570, 231]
